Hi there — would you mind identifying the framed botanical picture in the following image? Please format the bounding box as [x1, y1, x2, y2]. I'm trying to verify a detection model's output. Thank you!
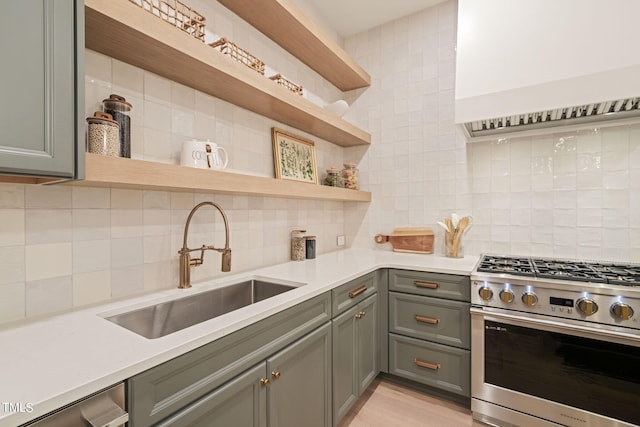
[271, 128, 318, 184]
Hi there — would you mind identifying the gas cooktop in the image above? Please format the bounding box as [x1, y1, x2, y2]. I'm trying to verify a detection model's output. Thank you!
[476, 254, 640, 287]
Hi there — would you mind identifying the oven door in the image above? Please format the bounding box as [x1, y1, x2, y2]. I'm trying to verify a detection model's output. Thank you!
[471, 307, 640, 427]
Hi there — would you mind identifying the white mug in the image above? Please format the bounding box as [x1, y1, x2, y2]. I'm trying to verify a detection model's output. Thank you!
[180, 140, 228, 170]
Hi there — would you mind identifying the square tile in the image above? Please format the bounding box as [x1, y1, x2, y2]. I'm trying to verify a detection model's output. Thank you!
[25, 275, 72, 317]
[0, 282, 25, 323]
[25, 243, 72, 282]
[73, 270, 111, 306]
[0, 209, 24, 246]
[73, 240, 110, 274]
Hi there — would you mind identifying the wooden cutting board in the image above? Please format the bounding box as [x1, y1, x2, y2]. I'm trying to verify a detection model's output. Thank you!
[374, 227, 434, 254]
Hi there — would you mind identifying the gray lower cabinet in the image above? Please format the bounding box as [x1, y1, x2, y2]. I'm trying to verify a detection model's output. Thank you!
[332, 290, 378, 424]
[127, 292, 331, 426]
[156, 363, 267, 427]
[0, 0, 83, 180]
[157, 323, 332, 427]
[267, 322, 332, 427]
[388, 269, 471, 399]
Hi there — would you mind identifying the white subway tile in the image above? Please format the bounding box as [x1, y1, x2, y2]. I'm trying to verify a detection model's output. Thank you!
[25, 276, 72, 317]
[72, 209, 110, 241]
[0, 210, 24, 246]
[25, 209, 72, 244]
[111, 265, 144, 298]
[25, 186, 71, 209]
[0, 184, 25, 208]
[0, 282, 25, 323]
[111, 237, 143, 269]
[25, 243, 72, 282]
[73, 270, 111, 306]
[73, 240, 110, 274]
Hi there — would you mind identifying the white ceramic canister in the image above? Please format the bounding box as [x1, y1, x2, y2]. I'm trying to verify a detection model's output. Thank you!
[180, 140, 228, 170]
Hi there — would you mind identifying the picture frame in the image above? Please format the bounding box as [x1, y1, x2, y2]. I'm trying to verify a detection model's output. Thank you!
[271, 128, 318, 184]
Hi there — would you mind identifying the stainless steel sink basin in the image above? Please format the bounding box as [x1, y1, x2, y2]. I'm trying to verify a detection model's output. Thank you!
[105, 279, 297, 339]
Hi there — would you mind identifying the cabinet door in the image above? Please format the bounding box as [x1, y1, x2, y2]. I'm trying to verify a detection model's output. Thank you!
[333, 294, 378, 425]
[332, 305, 358, 424]
[357, 294, 377, 393]
[156, 363, 267, 427]
[0, 0, 82, 179]
[267, 323, 332, 427]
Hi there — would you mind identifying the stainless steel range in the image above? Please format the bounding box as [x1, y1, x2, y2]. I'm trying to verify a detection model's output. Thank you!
[470, 254, 640, 427]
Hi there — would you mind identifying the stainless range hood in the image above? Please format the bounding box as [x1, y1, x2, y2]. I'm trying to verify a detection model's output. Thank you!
[464, 97, 640, 138]
[455, 0, 640, 141]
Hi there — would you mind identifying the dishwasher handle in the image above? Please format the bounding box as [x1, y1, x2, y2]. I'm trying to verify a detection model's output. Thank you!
[83, 405, 129, 427]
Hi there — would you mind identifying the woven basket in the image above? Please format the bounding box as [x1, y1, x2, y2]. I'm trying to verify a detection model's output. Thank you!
[129, 0, 205, 42]
[269, 74, 303, 96]
[209, 38, 266, 75]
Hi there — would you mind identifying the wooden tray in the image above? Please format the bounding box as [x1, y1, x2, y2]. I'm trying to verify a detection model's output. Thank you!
[374, 227, 434, 254]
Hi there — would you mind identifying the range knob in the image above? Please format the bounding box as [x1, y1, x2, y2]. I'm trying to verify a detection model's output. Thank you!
[499, 289, 515, 304]
[611, 302, 634, 320]
[521, 291, 538, 307]
[478, 286, 493, 301]
[576, 298, 598, 316]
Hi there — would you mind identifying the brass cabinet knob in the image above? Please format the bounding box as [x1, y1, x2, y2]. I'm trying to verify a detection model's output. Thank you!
[478, 287, 493, 301]
[576, 298, 598, 316]
[611, 302, 634, 320]
[260, 378, 270, 387]
[499, 289, 515, 304]
[521, 291, 538, 307]
[271, 370, 281, 379]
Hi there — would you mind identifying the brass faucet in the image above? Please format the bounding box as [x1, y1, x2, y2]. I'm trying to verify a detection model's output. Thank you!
[178, 201, 231, 289]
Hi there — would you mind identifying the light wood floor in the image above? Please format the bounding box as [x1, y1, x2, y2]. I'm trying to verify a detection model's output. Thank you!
[340, 378, 486, 427]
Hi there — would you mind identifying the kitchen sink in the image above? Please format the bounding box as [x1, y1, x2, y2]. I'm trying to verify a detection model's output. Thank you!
[105, 279, 298, 339]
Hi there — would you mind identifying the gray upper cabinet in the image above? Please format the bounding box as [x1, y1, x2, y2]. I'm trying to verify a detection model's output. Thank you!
[0, 0, 83, 181]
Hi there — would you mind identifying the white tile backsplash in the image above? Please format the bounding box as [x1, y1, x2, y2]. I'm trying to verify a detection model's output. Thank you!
[342, 0, 639, 262]
[1, 0, 638, 324]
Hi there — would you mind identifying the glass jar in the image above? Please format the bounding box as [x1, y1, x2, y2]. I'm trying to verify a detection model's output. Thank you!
[305, 236, 316, 259]
[341, 162, 359, 189]
[291, 229, 306, 261]
[86, 112, 120, 157]
[323, 167, 342, 187]
[102, 94, 132, 158]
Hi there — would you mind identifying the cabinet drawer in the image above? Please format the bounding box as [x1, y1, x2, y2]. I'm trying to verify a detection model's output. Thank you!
[389, 292, 470, 349]
[389, 333, 470, 397]
[389, 269, 470, 302]
[128, 292, 331, 426]
[332, 271, 377, 316]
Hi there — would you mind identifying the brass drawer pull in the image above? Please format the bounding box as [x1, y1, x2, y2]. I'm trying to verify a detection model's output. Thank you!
[415, 314, 440, 324]
[355, 311, 367, 319]
[348, 285, 367, 298]
[414, 281, 439, 289]
[260, 378, 270, 387]
[413, 358, 441, 371]
[271, 370, 281, 379]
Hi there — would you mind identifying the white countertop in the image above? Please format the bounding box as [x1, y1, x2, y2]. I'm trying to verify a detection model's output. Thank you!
[0, 248, 478, 426]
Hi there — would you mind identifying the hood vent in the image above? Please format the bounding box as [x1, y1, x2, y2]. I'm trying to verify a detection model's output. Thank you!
[464, 97, 640, 138]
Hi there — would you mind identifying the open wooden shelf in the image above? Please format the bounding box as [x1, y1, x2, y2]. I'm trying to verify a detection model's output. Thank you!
[217, 0, 371, 91]
[84, 0, 370, 147]
[69, 154, 372, 202]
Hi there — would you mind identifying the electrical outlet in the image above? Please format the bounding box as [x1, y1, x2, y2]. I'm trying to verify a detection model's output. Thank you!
[336, 235, 345, 246]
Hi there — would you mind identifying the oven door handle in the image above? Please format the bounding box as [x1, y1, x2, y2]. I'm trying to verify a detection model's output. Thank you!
[470, 307, 640, 344]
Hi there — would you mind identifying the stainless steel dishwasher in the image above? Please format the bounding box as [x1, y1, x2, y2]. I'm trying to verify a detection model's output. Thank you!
[22, 383, 128, 427]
